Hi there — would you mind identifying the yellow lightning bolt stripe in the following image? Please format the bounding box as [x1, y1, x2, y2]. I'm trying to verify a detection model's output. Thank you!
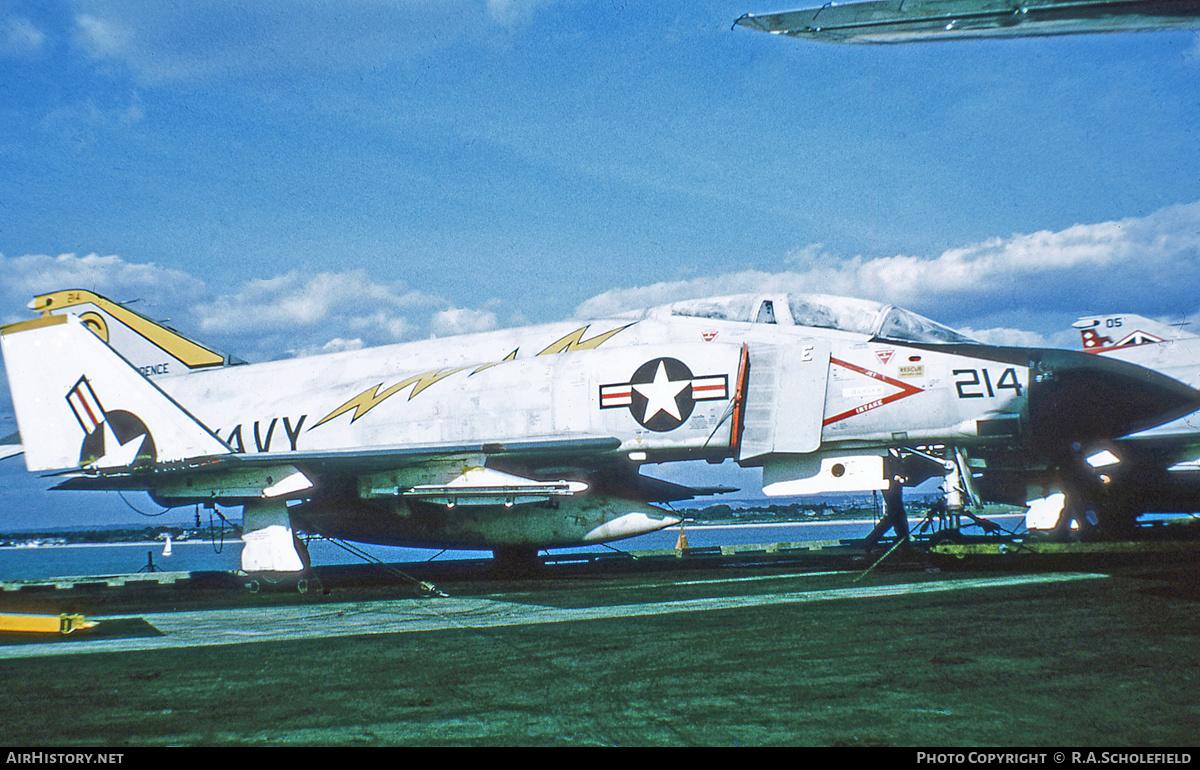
[405, 366, 473, 399]
[312, 324, 632, 430]
[472, 348, 518, 376]
[536, 324, 633, 356]
[311, 382, 407, 429]
[312, 367, 472, 429]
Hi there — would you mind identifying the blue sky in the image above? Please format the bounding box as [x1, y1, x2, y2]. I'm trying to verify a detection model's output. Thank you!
[2, 1, 1200, 530]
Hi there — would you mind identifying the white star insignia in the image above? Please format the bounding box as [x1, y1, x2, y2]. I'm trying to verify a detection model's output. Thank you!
[633, 361, 688, 422]
[88, 422, 147, 469]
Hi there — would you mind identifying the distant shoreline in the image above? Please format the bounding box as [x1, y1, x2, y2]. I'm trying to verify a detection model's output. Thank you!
[0, 511, 1034, 548]
[0, 538, 234, 549]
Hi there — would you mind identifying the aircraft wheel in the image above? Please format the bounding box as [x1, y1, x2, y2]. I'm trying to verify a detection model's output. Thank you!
[927, 529, 963, 546]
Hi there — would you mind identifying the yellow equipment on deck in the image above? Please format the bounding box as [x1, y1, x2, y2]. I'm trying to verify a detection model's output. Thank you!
[0, 612, 97, 634]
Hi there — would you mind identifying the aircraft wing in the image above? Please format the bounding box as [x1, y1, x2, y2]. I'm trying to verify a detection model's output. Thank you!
[48, 433, 729, 505]
[0, 431, 21, 461]
[735, 0, 1200, 43]
[49, 434, 625, 490]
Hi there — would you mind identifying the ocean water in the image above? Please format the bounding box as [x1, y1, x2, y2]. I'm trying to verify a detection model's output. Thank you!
[0, 519, 882, 582]
[0, 514, 1029, 582]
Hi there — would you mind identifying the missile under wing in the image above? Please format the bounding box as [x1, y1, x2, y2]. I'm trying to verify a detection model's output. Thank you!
[3, 289, 1196, 573]
[735, 0, 1200, 44]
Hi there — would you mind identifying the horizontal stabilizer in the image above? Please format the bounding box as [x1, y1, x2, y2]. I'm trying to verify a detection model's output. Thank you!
[0, 431, 22, 461]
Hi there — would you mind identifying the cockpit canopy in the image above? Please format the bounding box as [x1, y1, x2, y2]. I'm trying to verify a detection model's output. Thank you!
[658, 293, 977, 345]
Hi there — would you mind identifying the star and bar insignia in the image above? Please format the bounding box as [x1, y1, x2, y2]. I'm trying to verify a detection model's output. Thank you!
[600, 357, 728, 432]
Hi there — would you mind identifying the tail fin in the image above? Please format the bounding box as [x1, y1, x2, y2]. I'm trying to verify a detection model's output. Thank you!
[1, 314, 231, 472]
[30, 289, 235, 378]
[1072, 313, 1194, 352]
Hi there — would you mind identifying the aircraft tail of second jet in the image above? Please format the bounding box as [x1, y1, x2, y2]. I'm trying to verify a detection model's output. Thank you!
[29, 289, 234, 378]
[1, 313, 231, 473]
[1074, 313, 1195, 352]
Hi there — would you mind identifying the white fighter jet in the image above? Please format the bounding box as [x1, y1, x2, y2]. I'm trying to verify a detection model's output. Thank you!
[735, 0, 1200, 44]
[1004, 312, 1200, 536]
[3, 289, 1196, 572]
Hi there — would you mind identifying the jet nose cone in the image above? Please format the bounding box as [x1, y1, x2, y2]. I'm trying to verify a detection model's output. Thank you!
[1028, 349, 1200, 449]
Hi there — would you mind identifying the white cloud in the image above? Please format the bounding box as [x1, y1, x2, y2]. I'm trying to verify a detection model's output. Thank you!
[1, 16, 44, 56]
[0, 252, 203, 326]
[189, 269, 454, 360]
[956, 326, 1050, 348]
[73, 13, 131, 60]
[286, 336, 366, 358]
[39, 94, 145, 147]
[486, 0, 560, 26]
[575, 201, 1200, 337]
[431, 307, 499, 337]
[5, 200, 1200, 374]
[66, 1, 495, 85]
[0, 254, 501, 363]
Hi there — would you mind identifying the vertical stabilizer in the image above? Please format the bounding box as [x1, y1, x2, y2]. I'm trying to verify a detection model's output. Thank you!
[31, 289, 231, 377]
[1074, 314, 1194, 352]
[1, 314, 231, 472]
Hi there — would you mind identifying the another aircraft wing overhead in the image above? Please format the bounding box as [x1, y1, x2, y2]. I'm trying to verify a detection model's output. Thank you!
[735, 0, 1200, 43]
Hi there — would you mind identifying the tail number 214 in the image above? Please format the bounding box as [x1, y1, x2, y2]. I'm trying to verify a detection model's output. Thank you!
[953, 367, 1024, 399]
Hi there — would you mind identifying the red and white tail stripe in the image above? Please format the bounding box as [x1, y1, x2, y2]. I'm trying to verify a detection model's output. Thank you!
[66, 376, 107, 434]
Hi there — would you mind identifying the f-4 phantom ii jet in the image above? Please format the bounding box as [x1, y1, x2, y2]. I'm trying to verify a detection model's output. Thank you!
[3, 289, 1197, 573]
[735, 0, 1200, 44]
[1004, 312, 1200, 536]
